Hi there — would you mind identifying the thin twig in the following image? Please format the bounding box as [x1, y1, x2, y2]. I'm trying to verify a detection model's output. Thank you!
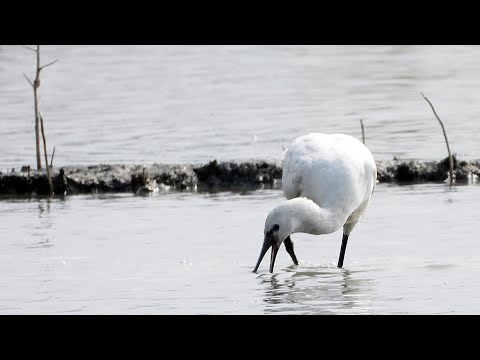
[39, 59, 59, 71]
[34, 45, 42, 169]
[39, 114, 54, 195]
[50, 146, 56, 168]
[23, 73, 34, 87]
[421, 92, 454, 187]
[23, 46, 37, 52]
[360, 119, 365, 145]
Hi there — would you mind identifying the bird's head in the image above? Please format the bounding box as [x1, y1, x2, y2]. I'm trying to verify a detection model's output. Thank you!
[253, 204, 294, 273]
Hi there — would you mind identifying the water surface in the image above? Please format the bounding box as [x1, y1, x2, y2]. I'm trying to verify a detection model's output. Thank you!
[1, 45, 480, 169]
[1, 184, 479, 314]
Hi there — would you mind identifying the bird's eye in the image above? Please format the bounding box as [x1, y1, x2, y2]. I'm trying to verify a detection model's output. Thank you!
[272, 224, 280, 232]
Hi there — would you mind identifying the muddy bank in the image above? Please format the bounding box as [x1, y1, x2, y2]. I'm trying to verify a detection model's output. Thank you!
[375, 156, 480, 183]
[1, 156, 479, 196]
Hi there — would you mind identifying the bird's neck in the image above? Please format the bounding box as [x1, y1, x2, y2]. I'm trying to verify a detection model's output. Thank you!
[282, 198, 347, 236]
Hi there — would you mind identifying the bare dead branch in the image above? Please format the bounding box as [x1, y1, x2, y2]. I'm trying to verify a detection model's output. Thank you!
[25, 45, 59, 170]
[34, 46, 41, 168]
[39, 114, 54, 195]
[142, 167, 147, 185]
[50, 146, 56, 168]
[360, 119, 365, 145]
[23, 46, 37, 52]
[421, 92, 454, 187]
[23, 73, 34, 87]
[39, 59, 59, 71]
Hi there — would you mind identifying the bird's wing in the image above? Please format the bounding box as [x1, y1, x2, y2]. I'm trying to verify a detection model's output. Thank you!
[282, 133, 375, 212]
[282, 158, 303, 200]
[282, 138, 311, 201]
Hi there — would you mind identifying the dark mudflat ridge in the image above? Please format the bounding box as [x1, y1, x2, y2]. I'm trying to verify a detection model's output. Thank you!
[1, 156, 479, 196]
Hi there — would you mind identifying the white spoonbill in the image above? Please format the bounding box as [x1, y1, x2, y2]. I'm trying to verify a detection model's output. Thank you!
[253, 133, 377, 273]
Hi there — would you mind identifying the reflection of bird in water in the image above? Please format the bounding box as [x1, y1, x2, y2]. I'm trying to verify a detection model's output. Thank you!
[254, 133, 377, 273]
[258, 267, 376, 314]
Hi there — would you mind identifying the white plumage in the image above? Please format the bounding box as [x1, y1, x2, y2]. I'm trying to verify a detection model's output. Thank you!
[253, 133, 377, 273]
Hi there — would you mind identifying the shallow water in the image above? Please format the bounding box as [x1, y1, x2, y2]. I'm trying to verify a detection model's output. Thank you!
[1, 45, 480, 314]
[1, 45, 480, 170]
[1, 183, 479, 314]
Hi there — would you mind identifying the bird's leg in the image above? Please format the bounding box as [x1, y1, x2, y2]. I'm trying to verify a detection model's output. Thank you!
[337, 233, 349, 268]
[284, 236, 299, 265]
